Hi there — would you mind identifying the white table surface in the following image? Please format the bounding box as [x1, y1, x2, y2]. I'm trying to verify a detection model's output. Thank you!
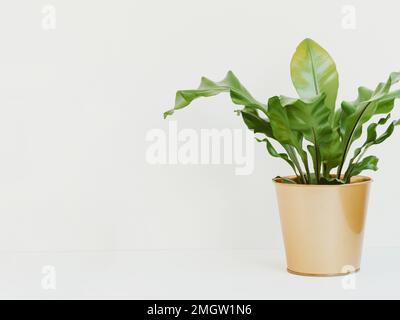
[0, 248, 399, 299]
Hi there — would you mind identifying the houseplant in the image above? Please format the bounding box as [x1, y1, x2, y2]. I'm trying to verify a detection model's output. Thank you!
[164, 38, 400, 276]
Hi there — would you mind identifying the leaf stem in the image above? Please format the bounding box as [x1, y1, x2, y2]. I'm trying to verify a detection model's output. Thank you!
[286, 146, 307, 184]
[337, 102, 372, 178]
[322, 163, 329, 178]
[312, 128, 321, 183]
[344, 146, 368, 182]
[302, 154, 311, 184]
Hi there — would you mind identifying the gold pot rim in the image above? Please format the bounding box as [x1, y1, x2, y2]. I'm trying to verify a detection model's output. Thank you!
[273, 175, 372, 188]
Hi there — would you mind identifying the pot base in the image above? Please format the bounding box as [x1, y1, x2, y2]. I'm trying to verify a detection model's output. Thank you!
[287, 268, 360, 277]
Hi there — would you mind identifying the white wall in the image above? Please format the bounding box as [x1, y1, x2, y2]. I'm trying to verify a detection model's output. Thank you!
[0, 0, 400, 252]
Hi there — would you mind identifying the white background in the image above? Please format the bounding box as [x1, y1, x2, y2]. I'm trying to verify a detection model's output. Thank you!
[1, 0, 400, 299]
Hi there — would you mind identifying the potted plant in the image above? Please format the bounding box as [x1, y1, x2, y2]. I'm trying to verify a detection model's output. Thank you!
[164, 38, 400, 276]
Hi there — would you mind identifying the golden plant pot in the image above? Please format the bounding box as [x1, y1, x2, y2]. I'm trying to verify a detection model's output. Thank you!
[274, 176, 371, 277]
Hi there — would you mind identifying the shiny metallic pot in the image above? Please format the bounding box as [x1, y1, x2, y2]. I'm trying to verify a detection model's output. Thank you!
[274, 176, 371, 276]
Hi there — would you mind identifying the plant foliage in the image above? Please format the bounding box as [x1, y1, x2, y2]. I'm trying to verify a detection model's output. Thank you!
[164, 38, 400, 184]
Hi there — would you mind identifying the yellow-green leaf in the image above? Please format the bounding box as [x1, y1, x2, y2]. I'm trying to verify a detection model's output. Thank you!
[290, 38, 338, 122]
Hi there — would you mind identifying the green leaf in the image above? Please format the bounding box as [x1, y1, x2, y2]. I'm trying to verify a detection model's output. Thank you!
[307, 145, 320, 184]
[340, 86, 373, 138]
[319, 176, 345, 185]
[267, 97, 307, 152]
[341, 73, 400, 139]
[348, 155, 379, 177]
[267, 96, 311, 183]
[374, 120, 398, 144]
[241, 109, 300, 178]
[365, 115, 391, 144]
[164, 71, 267, 118]
[347, 115, 390, 162]
[266, 96, 304, 150]
[337, 72, 400, 177]
[290, 38, 339, 123]
[240, 108, 273, 138]
[373, 72, 400, 98]
[256, 138, 297, 175]
[344, 115, 399, 182]
[280, 94, 342, 177]
[273, 176, 297, 184]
